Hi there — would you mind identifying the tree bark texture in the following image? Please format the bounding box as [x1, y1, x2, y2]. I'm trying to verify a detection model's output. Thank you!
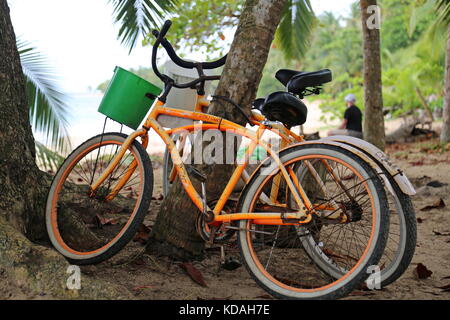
[0, 0, 48, 241]
[441, 23, 450, 143]
[0, 0, 135, 298]
[149, 0, 287, 260]
[360, 0, 386, 150]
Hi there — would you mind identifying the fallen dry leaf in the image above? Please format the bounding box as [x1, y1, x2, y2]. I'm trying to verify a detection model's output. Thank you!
[133, 285, 155, 291]
[197, 296, 231, 300]
[437, 284, 450, 292]
[420, 199, 446, 212]
[133, 224, 151, 244]
[94, 215, 119, 227]
[410, 160, 425, 166]
[433, 230, 450, 236]
[414, 263, 433, 279]
[349, 290, 375, 297]
[152, 194, 164, 201]
[179, 263, 208, 287]
[255, 294, 274, 300]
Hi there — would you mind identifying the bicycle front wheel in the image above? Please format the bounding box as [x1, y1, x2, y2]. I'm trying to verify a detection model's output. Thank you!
[46, 133, 153, 265]
[237, 144, 389, 300]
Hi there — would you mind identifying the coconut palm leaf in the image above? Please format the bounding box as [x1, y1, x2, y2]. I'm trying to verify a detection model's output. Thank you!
[18, 39, 71, 154]
[275, 0, 316, 60]
[35, 141, 65, 172]
[435, 0, 450, 25]
[109, 0, 178, 53]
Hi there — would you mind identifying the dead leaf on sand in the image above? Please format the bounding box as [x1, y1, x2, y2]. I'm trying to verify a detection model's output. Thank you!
[94, 215, 119, 227]
[414, 263, 433, 279]
[349, 290, 375, 297]
[255, 294, 274, 300]
[133, 285, 155, 291]
[420, 199, 446, 212]
[133, 224, 151, 244]
[433, 230, 450, 236]
[197, 296, 231, 300]
[152, 194, 164, 201]
[410, 160, 425, 166]
[437, 284, 450, 292]
[179, 263, 208, 287]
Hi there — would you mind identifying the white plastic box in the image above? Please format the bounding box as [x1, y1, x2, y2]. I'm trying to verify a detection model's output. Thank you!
[157, 60, 215, 128]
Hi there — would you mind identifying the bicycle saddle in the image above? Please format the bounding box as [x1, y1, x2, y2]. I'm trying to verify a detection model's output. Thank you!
[275, 69, 333, 95]
[253, 92, 308, 128]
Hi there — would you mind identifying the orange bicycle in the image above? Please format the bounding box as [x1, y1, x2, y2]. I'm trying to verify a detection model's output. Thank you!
[46, 21, 391, 299]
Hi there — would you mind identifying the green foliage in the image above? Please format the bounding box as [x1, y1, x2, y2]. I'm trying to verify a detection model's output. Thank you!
[148, 0, 242, 58]
[142, 0, 315, 60]
[380, 0, 434, 52]
[109, 0, 178, 53]
[35, 141, 65, 172]
[383, 26, 446, 116]
[257, 48, 296, 98]
[435, 0, 450, 25]
[18, 39, 72, 154]
[300, 0, 445, 121]
[275, 0, 316, 60]
[300, 4, 364, 120]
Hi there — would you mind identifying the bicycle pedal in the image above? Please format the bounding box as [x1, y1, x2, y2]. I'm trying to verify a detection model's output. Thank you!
[221, 256, 242, 271]
[208, 226, 218, 245]
[185, 165, 207, 183]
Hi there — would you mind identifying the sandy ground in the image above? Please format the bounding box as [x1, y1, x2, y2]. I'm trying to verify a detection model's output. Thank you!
[2, 128, 449, 301]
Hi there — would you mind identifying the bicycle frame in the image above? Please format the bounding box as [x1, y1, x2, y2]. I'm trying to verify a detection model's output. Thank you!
[163, 96, 348, 218]
[89, 96, 328, 226]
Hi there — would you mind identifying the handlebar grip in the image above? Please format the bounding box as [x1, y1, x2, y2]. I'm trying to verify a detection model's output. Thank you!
[159, 20, 172, 39]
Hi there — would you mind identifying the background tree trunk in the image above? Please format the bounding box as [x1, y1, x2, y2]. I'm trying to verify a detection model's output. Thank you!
[0, 0, 48, 241]
[441, 23, 450, 143]
[148, 0, 287, 260]
[360, 0, 386, 150]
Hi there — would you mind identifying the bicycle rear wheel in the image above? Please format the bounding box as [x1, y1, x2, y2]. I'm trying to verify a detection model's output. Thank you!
[46, 133, 153, 265]
[237, 144, 389, 299]
[290, 155, 416, 288]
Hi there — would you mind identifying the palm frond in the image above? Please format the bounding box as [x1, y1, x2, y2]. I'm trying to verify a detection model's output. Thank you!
[18, 39, 72, 154]
[435, 0, 450, 25]
[35, 141, 65, 172]
[109, 0, 178, 53]
[275, 0, 316, 61]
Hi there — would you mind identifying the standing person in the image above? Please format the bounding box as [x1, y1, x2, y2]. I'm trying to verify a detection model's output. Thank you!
[328, 94, 363, 139]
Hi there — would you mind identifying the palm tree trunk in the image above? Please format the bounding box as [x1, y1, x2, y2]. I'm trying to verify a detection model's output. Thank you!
[441, 22, 450, 143]
[148, 0, 287, 260]
[0, 0, 48, 240]
[360, 0, 385, 150]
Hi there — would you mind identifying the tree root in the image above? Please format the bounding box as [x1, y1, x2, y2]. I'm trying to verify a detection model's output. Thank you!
[0, 218, 132, 299]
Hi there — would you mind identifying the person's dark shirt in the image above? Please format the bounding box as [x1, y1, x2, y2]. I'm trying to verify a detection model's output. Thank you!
[344, 105, 362, 132]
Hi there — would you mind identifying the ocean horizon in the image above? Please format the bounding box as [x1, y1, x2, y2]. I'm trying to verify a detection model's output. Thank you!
[38, 91, 167, 155]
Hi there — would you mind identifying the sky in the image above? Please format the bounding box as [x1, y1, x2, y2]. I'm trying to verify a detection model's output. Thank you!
[9, 0, 356, 93]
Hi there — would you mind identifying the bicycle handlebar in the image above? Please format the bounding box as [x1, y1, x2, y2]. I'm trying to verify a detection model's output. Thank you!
[151, 20, 227, 90]
[160, 37, 228, 70]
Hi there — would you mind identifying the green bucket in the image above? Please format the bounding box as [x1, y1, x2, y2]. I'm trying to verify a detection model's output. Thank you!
[98, 66, 162, 129]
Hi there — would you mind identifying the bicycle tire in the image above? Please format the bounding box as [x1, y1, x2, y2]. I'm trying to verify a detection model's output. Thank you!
[236, 144, 389, 299]
[46, 133, 153, 265]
